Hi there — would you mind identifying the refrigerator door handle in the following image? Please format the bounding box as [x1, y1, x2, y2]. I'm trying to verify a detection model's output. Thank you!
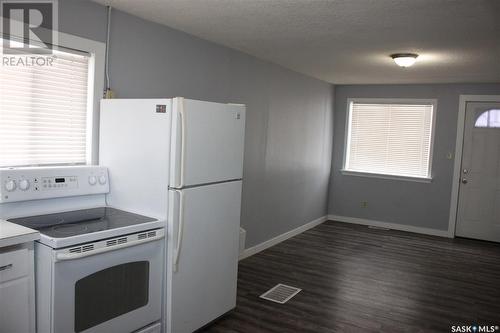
[173, 189, 185, 272]
[178, 100, 186, 188]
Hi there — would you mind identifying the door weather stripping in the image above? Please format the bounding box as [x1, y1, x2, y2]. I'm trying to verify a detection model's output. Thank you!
[55, 228, 165, 261]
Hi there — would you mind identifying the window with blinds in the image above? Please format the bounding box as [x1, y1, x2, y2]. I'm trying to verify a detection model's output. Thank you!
[0, 46, 91, 167]
[344, 100, 435, 179]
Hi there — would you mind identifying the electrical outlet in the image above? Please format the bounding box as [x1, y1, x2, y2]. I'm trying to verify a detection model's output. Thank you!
[103, 88, 115, 99]
[361, 201, 368, 208]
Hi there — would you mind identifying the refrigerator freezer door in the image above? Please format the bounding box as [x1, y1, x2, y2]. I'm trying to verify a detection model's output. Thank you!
[167, 181, 242, 333]
[170, 98, 245, 188]
[99, 99, 172, 219]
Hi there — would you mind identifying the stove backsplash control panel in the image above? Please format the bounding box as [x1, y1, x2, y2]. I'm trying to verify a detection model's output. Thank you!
[0, 166, 109, 203]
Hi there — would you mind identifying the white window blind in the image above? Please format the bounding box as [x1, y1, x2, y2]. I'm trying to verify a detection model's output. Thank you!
[345, 101, 434, 179]
[0, 48, 91, 167]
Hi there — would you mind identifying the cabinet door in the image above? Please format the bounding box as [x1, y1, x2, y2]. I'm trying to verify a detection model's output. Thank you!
[0, 277, 31, 333]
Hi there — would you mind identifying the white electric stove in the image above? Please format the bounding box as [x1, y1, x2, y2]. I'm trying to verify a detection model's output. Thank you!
[8, 206, 164, 248]
[0, 166, 164, 333]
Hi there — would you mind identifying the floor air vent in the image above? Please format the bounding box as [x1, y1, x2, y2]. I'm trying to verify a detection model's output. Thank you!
[259, 284, 302, 304]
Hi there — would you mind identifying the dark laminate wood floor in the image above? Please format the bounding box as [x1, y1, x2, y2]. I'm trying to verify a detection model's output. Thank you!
[200, 220, 500, 333]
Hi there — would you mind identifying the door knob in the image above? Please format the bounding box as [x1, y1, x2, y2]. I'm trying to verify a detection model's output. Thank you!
[463, 168, 469, 174]
[461, 178, 468, 184]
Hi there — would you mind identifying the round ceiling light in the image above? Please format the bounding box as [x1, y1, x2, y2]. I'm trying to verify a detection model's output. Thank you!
[390, 53, 418, 67]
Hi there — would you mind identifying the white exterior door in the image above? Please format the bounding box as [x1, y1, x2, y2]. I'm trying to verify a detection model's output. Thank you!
[170, 98, 246, 187]
[456, 102, 500, 242]
[167, 181, 241, 333]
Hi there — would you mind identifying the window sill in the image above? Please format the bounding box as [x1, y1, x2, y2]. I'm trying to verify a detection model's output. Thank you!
[340, 170, 433, 183]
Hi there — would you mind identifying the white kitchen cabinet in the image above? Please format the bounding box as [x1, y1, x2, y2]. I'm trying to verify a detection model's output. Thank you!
[0, 242, 36, 333]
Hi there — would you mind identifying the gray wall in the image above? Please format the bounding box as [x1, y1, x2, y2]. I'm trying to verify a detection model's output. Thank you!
[329, 84, 500, 231]
[59, 1, 333, 247]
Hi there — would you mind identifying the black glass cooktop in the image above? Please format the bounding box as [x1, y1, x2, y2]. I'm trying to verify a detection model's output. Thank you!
[8, 207, 157, 238]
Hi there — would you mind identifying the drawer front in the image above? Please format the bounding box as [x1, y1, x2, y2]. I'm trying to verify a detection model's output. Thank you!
[0, 248, 29, 283]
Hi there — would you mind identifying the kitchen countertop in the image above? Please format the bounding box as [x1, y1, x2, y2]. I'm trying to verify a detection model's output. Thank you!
[0, 219, 39, 248]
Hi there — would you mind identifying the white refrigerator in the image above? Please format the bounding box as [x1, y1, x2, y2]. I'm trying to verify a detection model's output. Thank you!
[99, 97, 246, 333]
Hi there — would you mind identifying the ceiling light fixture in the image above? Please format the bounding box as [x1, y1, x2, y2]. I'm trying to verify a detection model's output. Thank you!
[391, 53, 418, 67]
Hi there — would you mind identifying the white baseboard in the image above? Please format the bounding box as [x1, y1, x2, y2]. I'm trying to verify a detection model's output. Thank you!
[239, 215, 327, 260]
[327, 215, 452, 238]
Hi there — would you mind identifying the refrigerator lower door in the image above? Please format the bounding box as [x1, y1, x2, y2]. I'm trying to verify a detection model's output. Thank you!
[170, 98, 245, 188]
[167, 181, 242, 333]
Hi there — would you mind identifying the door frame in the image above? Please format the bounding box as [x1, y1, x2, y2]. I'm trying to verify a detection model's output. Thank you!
[448, 95, 500, 237]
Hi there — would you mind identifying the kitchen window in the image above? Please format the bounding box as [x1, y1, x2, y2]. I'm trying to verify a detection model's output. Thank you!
[0, 33, 105, 167]
[343, 98, 436, 182]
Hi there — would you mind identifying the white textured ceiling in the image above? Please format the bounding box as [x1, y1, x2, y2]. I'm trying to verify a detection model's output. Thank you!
[92, 0, 500, 84]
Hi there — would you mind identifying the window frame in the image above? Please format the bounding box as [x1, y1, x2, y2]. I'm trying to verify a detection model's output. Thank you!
[1, 28, 105, 166]
[342, 98, 437, 183]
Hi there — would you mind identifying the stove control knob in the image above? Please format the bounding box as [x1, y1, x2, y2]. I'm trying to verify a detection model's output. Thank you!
[88, 176, 97, 185]
[5, 180, 16, 192]
[98, 175, 107, 185]
[19, 179, 30, 191]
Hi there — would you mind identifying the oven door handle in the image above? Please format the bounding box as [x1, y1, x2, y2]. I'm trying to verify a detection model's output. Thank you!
[55, 230, 165, 262]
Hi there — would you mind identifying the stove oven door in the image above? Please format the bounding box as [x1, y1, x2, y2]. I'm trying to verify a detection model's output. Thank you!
[50, 235, 164, 333]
